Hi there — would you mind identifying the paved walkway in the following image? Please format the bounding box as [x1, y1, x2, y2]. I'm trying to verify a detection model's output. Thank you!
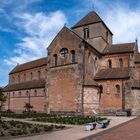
[3, 116, 136, 140]
[91, 117, 140, 140]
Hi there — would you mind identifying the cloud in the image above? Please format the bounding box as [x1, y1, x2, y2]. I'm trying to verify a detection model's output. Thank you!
[92, 0, 140, 45]
[4, 11, 67, 66]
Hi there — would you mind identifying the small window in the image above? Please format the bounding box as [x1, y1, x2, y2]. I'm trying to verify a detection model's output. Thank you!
[34, 90, 37, 96]
[38, 70, 41, 79]
[84, 28, 89, 39]
[19, 91, 21, 97]
[108, 59, 112, 68]
[24, 74, 26, 81]
[60, 48, 68, 58]
[26, 90, 29, 96]
[106, 31, 108, 42]
[18, 75, 20, 83]
[30, 72, 33, 80]
[13, 92, 15, 97]
[12, 76, 15, 83]
[99, 85, 103, 101]
[116, 85, 120, 94]
[119, 58, 123, 68]
[71, 50, 75, 63]
[100, 85, 103, 93]
[53, 54, 58, 66]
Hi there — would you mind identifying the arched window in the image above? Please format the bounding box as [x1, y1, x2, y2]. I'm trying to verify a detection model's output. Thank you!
[119, 58, 123, 68]
[108, 59, 112, 68]
[99, 85, 103, 101]
[116, 85, 120, 94]
[26, 90, 29, 96]
[38, 70, 41, 79]
[13, 92, 15, 97]
[53, 54, 58, 66]
[60, 48, 68, 58]
[34, 90, 37, 96]
[100, 85, 103, 93]
[18, 75, 20, 83]
[12, 76, 15, 84]
[24, 74, 26, 81]
[30, 72, 33, 80]
[84, 27, 89, 39]
[71, 50, 75, 63]
[19, 91, 21, 97]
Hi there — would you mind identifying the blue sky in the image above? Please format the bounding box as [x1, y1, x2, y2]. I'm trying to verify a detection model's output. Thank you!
[1, 0, 140, 86]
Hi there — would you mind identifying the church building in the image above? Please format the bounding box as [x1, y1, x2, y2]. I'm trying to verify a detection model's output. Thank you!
[3, 11, 140, 115]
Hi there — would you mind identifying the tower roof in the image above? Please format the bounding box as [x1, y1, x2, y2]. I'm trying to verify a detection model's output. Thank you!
[72, 11, 102, 29]
[71, 11, 113, 35]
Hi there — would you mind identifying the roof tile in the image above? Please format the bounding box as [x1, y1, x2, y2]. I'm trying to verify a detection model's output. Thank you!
[10, 57, 48, 74]
[94, 68, 131, 80]
[3, 79, 45, 92]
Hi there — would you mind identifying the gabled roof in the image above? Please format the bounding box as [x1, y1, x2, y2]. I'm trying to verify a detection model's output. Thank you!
[9, 57, 48, 74]
[71, 11, 113, 35]
[94, 68, 131, 80]
[47, 26, 83, 50]
[72, 11, 102, 29]
[48, 26, 101, 56]
[3, 79, 45, 92]
[103, 42, 135, 55]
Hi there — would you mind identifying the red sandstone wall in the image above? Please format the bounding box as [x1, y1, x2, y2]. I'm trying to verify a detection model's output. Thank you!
[9, 65, 46, 85]
[48, 65, 79, 112]
[48, 27, 81, 67]
[4, 88, 45, 112]
[101, 54, 130, 69]
[97, 80, 123, 110]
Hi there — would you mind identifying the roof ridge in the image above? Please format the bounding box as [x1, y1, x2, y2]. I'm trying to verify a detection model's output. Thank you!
[112, 42, 135, 46]
[71, 11, 102, 29]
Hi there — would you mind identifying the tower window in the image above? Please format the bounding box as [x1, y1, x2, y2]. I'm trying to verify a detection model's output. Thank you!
[53, 54, 58, 66]
[71, 50, 75, 63]
[108, 59, 112, 68]
[60, 48, 68, 58]
[84, 28, 89, 39]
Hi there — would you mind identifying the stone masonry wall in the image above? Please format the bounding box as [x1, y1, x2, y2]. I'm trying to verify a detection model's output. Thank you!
[4, 88, 45, 112]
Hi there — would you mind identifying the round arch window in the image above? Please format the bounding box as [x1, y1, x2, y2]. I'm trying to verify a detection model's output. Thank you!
[60, 48, 68, 58]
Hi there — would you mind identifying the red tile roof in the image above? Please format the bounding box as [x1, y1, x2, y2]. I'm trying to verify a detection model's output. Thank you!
[94, 68, 131, 80]
[72, 11, 102, 29]
[3, 79, 45, 92]
[9, 57, 48, 74]
[103, 43, 135, 55]
[71, 11, 113, 34]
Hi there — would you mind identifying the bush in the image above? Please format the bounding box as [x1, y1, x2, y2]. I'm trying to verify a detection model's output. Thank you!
[0, 120, 65, 137]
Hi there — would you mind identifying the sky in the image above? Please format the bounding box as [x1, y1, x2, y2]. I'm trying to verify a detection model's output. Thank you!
[0, 0, 140, 86]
